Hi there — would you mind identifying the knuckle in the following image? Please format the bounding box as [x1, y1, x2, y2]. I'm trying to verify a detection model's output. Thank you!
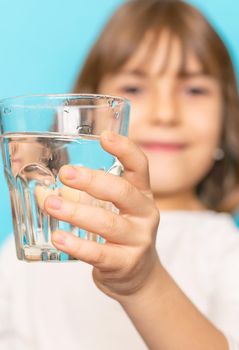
[143, 234, 153, 249]
[121, 137, 131, 154]
[144, 204, 160, 226]
[84, 169, 96, 190]
[67, 202, 79, 221]
[118, 180, 134, 202]
[69, 238, 83, 259]
[91, 248, 106, 267]
[138, 233, 153, 252]
[152, 206, 160, 224]
[104, 211, 118, 234]
[137, 215, 158, 248]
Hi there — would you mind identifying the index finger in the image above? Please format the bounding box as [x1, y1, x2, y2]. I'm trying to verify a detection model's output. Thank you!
[100, 131, 151, 195]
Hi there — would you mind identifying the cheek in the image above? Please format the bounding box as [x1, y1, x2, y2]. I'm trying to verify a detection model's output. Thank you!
[128, 100, 150, 139]
[184, 99, 223, 148]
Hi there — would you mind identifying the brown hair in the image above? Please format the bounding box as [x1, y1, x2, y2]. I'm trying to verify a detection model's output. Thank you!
[74, 0, 239, 212]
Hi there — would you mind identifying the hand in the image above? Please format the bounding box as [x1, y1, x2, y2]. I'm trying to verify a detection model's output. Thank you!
[44, 131, 160, 301]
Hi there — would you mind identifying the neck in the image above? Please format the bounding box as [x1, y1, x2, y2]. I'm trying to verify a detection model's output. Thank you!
[154, 191, 206, 211]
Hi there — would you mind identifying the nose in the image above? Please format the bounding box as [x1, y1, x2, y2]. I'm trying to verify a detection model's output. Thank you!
[149, 83, 179, 126]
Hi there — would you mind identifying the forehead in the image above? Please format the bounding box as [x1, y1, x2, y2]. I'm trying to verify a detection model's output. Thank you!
[121, 30, 202, 76]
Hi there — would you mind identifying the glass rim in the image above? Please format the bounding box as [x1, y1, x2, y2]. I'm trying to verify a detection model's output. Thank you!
[0, 93, 130, 109]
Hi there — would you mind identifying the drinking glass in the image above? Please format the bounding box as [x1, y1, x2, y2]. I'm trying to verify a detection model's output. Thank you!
[0, 94, 130, 262]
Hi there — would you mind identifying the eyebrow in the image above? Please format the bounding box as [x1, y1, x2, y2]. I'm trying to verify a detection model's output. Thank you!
[119, 69, 148, 77]
[178, 71, 209, 78]
[119, 68, 209, 79]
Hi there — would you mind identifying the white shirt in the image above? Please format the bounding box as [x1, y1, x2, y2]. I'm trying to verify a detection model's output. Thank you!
[0, 211, 239, 350]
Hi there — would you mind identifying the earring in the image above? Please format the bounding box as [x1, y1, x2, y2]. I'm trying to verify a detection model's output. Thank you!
[213, 147, 225, 161]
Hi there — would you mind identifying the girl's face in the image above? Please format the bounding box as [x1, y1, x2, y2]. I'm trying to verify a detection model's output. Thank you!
[99, 32, 223, 198]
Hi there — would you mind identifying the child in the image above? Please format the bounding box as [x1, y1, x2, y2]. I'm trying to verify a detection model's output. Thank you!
[1, 1, 239, 349]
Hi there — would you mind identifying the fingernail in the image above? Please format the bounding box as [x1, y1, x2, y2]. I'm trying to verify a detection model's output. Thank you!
[103, 130, 118, 142]
[52, 232, 66, 245]
[61, 165, 77, 179]
[46, 196, 62, 210]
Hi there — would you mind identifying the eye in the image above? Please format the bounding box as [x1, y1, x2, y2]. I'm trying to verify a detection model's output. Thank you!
[119, 86, 143, 95]
[185, 86, 210, 96]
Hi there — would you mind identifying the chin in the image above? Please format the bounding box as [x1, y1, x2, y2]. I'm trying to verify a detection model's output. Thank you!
[151, 183, 181, 195]
[151, 187, 183, 197]
[150, 175, 194, 196]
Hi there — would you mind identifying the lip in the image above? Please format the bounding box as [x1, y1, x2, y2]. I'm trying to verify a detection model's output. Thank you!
[139, 141, 187, 152]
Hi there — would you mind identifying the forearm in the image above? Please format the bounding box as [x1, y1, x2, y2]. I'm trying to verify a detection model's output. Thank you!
[120, 263, 228, 350]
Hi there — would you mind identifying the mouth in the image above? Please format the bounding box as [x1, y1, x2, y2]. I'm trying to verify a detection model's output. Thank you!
[139, 141, 187, 153]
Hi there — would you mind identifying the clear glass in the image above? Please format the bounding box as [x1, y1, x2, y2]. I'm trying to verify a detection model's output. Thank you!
[0, 94, 130, 262]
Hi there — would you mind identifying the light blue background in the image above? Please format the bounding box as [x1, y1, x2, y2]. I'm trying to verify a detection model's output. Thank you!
[0, 0, 238, 245]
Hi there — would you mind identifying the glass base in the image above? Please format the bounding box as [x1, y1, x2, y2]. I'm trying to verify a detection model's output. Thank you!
[21, 245, 77, 262]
